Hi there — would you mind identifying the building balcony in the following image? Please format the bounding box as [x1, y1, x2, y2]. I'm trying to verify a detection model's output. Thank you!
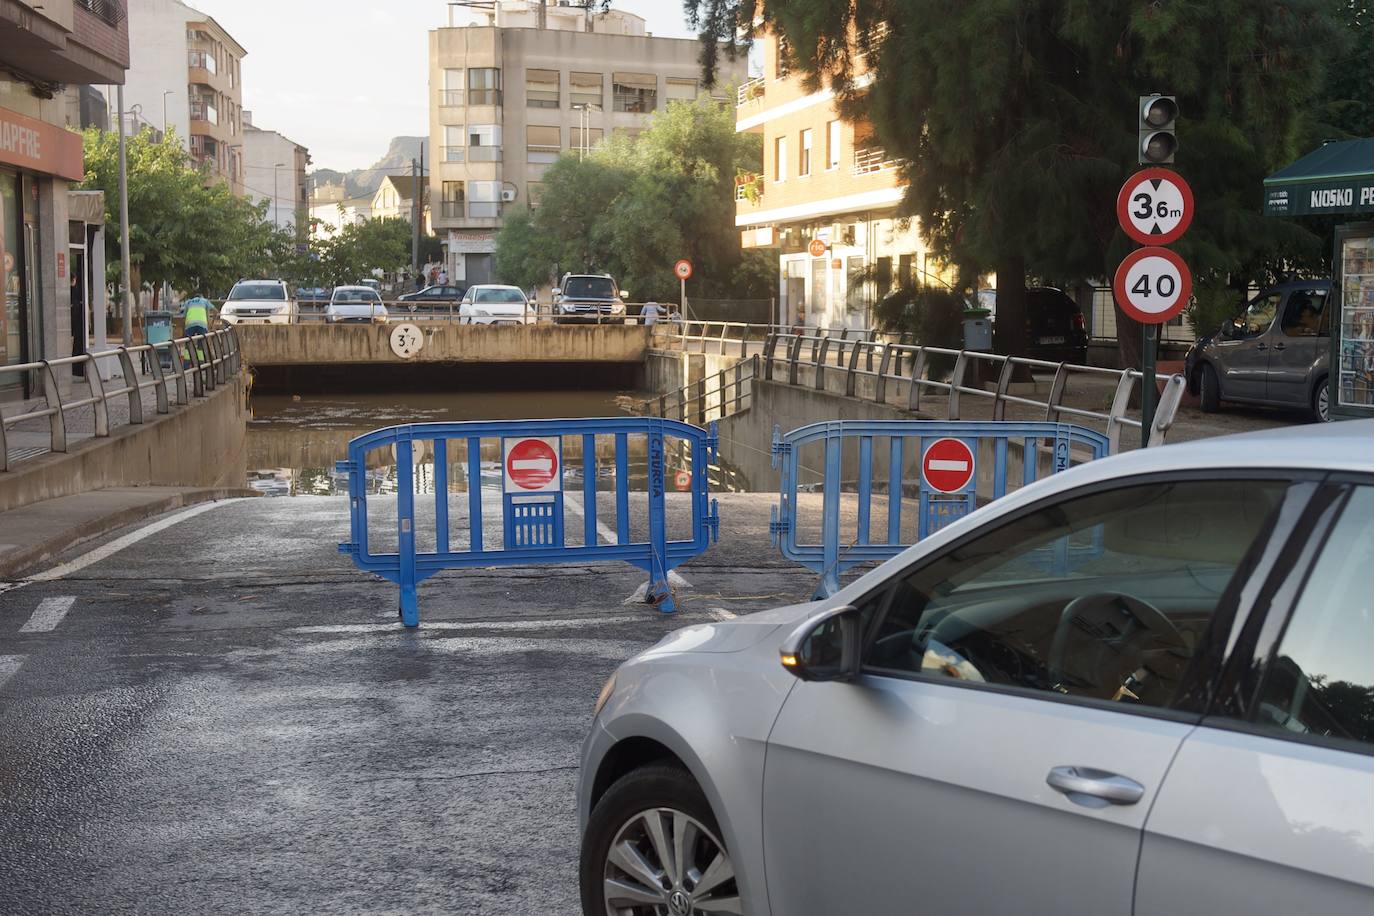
[736, 77, 766, 107]
[439, 90, 464, 108]
[187, 50, 217, 74]
[853, 145, 898, 176]
[467, 147, 502, 163]
[77, 0, 126, 25]
[734, 173, 764, 203]
[442, 146, 466, 163]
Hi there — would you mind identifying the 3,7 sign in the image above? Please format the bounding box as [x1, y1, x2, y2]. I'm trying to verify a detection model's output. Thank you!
[1113, 247, 1193, 325]
[1116, 167, 1194, 246]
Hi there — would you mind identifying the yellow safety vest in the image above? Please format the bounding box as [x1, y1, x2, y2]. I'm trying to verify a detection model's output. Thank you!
[185, 303, 209, 328]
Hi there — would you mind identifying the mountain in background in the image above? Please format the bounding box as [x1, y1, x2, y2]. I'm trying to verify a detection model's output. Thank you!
[309, 136, 426, 199]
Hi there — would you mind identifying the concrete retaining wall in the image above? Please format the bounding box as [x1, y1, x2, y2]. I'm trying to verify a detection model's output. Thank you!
[237, 323, 650, 367]
[0, 377, 248, 513]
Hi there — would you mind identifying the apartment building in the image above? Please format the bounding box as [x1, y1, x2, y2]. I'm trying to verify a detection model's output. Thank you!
[123, 0, 245, 192]
[242, 112, 310, 235]
[1, 0, 129, 399]
[735, 25, 940, 329]
[428, 1, 745, 285]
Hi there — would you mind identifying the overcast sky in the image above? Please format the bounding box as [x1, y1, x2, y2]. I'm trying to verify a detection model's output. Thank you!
[187, 1, 698, 172]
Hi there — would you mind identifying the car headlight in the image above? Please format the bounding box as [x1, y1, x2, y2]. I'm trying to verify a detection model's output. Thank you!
[594, 672, 618, 717]
[612, 301, 626, 314]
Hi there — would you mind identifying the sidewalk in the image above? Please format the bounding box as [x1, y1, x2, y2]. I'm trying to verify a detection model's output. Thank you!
[0, 486, 258, 581]
[4, 380, 164, 468]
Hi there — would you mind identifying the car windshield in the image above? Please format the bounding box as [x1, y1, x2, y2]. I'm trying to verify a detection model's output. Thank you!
[563, 277, 615, 298]
[333, 289, 381, 303]
[229, 283, 286, 301]
[475, 288, 526, 304]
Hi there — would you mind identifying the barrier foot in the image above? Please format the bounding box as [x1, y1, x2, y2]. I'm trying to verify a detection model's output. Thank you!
[646, 578, 676, 614]
[400, 585, 420, 628]
[812, 573, 840, 601]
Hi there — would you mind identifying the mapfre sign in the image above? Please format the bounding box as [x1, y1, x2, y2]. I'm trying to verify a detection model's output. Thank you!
[0, 106, 83, 182]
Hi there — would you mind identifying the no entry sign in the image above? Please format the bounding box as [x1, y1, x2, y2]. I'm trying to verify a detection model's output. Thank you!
[1117, 168, 1194, 246]
[503, 437, 561, 492]
[1113, 247, 1193, 325]
[922, 438, 976, 494]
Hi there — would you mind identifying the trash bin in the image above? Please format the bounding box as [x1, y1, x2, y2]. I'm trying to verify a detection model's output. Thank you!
[144, 310, 173, 369]
[961, 307, 993, 352]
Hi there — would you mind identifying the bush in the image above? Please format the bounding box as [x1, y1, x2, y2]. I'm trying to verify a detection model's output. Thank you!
[873, 284, 967, 377]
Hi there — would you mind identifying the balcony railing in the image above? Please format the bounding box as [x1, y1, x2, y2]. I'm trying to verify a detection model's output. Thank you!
[442, 146, 466, 163]
[853, 146, 897, 175]
[440, 201, 466, 219]
[188, 50, 217, 74]
[467, 146, 502, 163]
[737, 77, 766, 106]
[440, 90, 464, 107]
[857, 22, 891, 59]
[77, 0, 125, 25]
[734, 173, 764, 203]
[468, 202, 502, 218]
[190, 100, 218, 124]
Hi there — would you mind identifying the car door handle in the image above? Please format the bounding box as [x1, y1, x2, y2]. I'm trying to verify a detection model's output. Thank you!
[1046, 766, 1145, 806]
[1272, 343, 1286, 351]
[1256, 344, 1268, 351]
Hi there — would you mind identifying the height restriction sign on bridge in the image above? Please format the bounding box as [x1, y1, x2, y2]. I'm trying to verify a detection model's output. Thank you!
[1117, 167, 1194, 246]
[1113, 246, 1193, 325]
[922, 438, 976, 494]
[504, 437, 561, 492]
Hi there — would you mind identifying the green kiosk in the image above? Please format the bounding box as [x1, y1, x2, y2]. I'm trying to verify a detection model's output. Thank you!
[1264, 138, 1374, 421]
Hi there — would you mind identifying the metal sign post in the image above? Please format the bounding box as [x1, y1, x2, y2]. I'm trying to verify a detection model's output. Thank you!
[675, 259, 693, 321]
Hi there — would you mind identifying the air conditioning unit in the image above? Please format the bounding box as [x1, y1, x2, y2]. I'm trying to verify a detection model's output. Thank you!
[500, 188, 518, 202]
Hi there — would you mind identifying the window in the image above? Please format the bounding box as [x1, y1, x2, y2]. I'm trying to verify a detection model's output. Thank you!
[570, 126, 603, 154]
[898, 253, 915, 288]
[527, 182, 544, 209]
[441, 181, 465, 219]
[442, 69, 465, 106]
[799, 128, 812, 177]
[666, 78, 698, 103]
[467, 124, 502, 162]
[826, 119, 841, 170]
[527, 125, 560, 164]
[468, 180, 501, 218]
[1279, 288, 1330, 338]
[468, 67, 502, 106]
[443, 125, 465, 162]
[1253, 486, 1374, 749]
[774, 136, 786, 182]
[571, 71, 603, 108]
[775, 34, 792, 79]
[1239, 292, 1280, 338]
[863, 479, 1290, 710]
[845, 256, 865, 313]
[875, 256, 893, 297]
[613, 72, 657, 113]
[527, 68, 559, 108]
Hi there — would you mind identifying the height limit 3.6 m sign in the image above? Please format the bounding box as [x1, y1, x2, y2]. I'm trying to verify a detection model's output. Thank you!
[1113, 247, 1193, 325]
[1117, 167, 1194, 246]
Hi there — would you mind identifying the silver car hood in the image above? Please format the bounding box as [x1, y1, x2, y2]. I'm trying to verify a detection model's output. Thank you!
[638, 600, 823, 658]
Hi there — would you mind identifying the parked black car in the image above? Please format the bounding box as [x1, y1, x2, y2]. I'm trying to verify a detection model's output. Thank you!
[983, 286, 1090, 363]
[398, 284, 467, 310]
[1184, 280, 1331, 421]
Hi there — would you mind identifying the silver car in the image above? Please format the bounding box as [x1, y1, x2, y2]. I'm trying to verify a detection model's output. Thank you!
[578, 421, 1374, 916]
[324, 286, 388, 324]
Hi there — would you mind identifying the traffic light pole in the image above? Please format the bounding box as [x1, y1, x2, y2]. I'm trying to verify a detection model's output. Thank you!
[1141, 323, 1158, 448]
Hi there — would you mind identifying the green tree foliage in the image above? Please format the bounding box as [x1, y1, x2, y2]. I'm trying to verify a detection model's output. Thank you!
[1317, 2, 1374, 140]
[81, 128, 291, 302]
[685, 0, 1345, 364]
[493, 96, 771, 301]
[315, 217, 438, 287]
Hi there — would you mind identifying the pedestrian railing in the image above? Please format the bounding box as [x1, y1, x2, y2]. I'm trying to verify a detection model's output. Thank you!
[645, 355, 759, 425]
[336, 417, 720, 627]
[0, 328, 241, 473]
[771, 420, 1111, 598]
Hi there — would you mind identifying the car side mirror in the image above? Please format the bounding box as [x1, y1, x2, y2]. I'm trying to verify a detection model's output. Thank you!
[780, 605, 862, 682]
[619, 290, 630, 300]
[552, 289, 562, 300]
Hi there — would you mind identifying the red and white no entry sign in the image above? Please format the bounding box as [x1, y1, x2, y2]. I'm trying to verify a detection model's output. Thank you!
[922, 438, 976, 494]
[1117, 168, 1195, 246]
[1113, 246, 1193, 325]
[674, 259, 693, 280]
[503, 437, 561, 492]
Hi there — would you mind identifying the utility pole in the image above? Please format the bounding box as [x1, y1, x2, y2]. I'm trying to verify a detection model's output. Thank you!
[117, 84, 133, 347]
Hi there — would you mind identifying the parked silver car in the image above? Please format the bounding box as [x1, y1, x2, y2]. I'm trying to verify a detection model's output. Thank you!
[579, 421, 1374, 916]
[1186, 280, 1331, 421]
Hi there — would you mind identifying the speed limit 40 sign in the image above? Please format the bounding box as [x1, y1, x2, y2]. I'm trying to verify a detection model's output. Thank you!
[1117, 167, 1194, 245]
[1113, 247, 1193, 325]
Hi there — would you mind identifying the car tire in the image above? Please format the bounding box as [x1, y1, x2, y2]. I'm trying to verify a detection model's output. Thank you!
[580, 763, 739, 916]
[1312, 375, 1330, 422]
[1199, 363, 1221, 413]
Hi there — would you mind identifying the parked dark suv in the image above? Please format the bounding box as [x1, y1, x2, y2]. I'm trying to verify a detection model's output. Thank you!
[983, 286, 1090, 363]
[553, 273, 628, 324]
[1185, 280, 1331, 421]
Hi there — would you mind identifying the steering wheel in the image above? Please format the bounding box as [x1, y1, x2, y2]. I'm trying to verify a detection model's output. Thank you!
[1046, 592, 1187, 698]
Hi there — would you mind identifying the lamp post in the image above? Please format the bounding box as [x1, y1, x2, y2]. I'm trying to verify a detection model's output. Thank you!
[572, 102, 601, 159]
[162, 90, 174, 135]
[273, 162, 286, 229]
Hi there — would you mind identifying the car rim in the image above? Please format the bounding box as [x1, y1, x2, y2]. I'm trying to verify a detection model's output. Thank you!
[1318, 385, 1329, 421]
[603, 807, 741, 916]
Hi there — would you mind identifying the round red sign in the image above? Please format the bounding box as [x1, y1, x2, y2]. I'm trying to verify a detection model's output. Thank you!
[807, 239, 828, 258]
[506, 438, 559, 490]
[674, 259, 694, 280]
[922, 438, 976, 494]
[1112, 246, 1193, 325]
[1116, 168, 1195, 246]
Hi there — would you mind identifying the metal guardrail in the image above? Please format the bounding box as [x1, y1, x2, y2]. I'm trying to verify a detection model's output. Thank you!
[336, 418, 720, 626]
[772, 420, 1111, 598]
[647, 355, 760, 425]
[0, 328, 241, 473]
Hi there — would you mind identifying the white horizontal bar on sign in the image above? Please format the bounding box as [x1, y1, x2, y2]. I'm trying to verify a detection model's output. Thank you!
[927, 460, 971, 472]
[511, 458, 554, 472]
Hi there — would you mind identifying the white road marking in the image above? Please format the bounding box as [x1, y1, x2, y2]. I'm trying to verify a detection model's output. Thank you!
[290, 614, 663, 635]
[19, 596, 76, 633]
[707, 607, 738, 621]
[27, 500, 243, 582]
[562, 492, 620, 547]
[0, 655, 24, 689]
[927, 459, 971, 472]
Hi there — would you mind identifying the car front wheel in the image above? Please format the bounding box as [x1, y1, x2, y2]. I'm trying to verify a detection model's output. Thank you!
[580, 764, 740, 916]
[1199, 363, 1221, 413]
[1312, 375, 1330, 422]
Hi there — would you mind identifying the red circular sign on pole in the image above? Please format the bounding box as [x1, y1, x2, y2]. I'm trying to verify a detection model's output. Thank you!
[807, 238, 828, 258]
[505, 438, 559, 491]
[922, 438, 976, 494]
[674, 259, 694, 280]
[1113, 247, 1193, 325]
[1116, 167, 1194, 246]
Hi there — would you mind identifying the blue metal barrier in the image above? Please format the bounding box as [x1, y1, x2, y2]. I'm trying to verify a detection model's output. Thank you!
[771, 420, 1110, 598]
[337, 417, 719, 626]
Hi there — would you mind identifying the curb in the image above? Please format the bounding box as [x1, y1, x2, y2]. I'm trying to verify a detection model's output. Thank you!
[0, 487, 260, 581]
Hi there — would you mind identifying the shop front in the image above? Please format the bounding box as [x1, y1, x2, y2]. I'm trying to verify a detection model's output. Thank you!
[1265, 138, 1374, 421]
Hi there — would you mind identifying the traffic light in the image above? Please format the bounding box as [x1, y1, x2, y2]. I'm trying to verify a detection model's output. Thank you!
[1138, 94, 1178, 164]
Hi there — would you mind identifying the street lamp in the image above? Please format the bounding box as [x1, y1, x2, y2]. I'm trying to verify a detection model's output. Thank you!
[162, 90, 175, 135]
[572, 102, 601, 159]
[273, 162, 286, 229]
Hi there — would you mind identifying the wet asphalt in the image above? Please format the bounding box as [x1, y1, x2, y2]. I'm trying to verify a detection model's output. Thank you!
[0, 495, 816, 915]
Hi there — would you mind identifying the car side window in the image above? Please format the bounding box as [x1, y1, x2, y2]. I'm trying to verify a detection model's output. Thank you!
[864, 479, 1290, 710]
[1239, 293, 1281, 338]
[1279, 289, 1329, 338]
[1250, 486, 1374, 750]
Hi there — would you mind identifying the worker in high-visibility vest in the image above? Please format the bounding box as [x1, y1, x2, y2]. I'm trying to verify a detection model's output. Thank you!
[182, 296, 213, 363]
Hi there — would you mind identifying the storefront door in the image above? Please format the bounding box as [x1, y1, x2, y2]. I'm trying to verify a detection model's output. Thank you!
[0, 169, 26, 395]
